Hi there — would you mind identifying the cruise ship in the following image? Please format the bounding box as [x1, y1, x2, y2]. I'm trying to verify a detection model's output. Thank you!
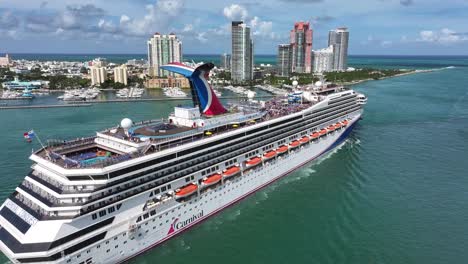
[0, 62, 367, 264]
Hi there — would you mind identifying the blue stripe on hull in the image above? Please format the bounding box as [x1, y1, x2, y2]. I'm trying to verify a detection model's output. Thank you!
[323, 120, 358, 155]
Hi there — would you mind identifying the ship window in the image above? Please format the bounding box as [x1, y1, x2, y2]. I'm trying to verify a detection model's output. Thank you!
[161, 186, 166, 192]
[99, 210, 106, 217]
[144, 213, 149, 219]
[137, 216, 142, 222]
[185, 177, 190, 182]
[154, 189, 160, 194]
[116, 204, 122, 210]
[108, 207, 115, 213]
[106, 249, 110, 253]
[150, 210, 156, 216]
[168, 184, 171, 189]
[149, 192, 153, 197]
[92, 214, 97, 220]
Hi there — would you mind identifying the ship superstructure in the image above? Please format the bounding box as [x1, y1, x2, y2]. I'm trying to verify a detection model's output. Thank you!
[0, 62, 366, 264]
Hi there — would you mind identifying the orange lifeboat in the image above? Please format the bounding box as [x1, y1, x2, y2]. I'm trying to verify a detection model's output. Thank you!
[202, 173, 222, 187]
[327, 125, 335, 132]
[175, 183, 198, 199]
[299, 136, 309, 144]
[311, 132, 320, 139]
[263, 150, 277, 160]
[319, 129, 327, 136]
[335, 122, 342, 129]
[290, 140, 300, 148]
[342, 120, 349, 126]
[223, 166, 241, 178]
[276, 145, 289, 154]
[245, 157, 262, 168]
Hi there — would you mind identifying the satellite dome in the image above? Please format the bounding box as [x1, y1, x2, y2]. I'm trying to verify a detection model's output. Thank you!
[292, 80, 299, 86]
[120, 118, 133, 129]
[315, 81, 323, 87]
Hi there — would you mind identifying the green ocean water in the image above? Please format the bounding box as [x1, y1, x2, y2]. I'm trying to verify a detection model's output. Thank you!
[1, 56, 468, 263]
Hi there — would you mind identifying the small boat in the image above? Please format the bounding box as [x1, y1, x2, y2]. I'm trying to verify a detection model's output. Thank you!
[290, 140, 300, 148]
[327, 125, 335, 132]
[175, 183, 198, 199]
[319, 129, 327, 136]
[223, 166, 241, 178]
[263, 150, 277, 160]
[342, 120, 349, 126]
[245, 157, 262, 168]
[299, 136, 309, 144]
[202, 173, 222, 187]
[311, 132, 320, 139]
[276, 145, 289, 154]
[335, 122, 342, 129]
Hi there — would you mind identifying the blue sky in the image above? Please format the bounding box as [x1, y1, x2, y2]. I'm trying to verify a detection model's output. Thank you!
[0, 0, 467, 55]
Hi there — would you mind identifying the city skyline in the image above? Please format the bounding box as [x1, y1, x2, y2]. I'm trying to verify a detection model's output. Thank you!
[0, 0, 467, 55]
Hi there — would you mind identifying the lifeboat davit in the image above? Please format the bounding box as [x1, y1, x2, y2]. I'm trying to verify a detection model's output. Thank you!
[276, 145, 289, 154]
[202, 173, 222, 187]
[327, 125, 335, 132]
[175, 183, 198, 199]
[300, 136, 310, 144]
[245, 157, 262, 168]
[223, 166, 241, 178]
[319, 129, 327, 136]
[263, 150, 277, 160]
[311, 132, 320, 139]
[290, 140, 300, 148]
[342, 120, 349, 126]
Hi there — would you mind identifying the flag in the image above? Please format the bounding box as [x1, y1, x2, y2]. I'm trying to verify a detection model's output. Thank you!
[24, 130, 35, 142]
[28, 130, 35, 139]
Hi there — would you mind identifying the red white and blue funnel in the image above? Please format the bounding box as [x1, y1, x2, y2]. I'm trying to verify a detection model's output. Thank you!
[160, 62, 227, 116]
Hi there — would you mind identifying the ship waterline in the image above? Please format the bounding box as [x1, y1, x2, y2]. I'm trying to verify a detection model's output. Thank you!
[0, 62, 365, 264]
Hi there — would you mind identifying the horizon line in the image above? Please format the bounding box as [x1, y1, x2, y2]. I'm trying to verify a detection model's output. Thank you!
[2, 52, 468, 57]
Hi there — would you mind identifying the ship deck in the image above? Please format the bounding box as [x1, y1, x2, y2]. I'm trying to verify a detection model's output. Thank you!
[33, 98, 315, 169]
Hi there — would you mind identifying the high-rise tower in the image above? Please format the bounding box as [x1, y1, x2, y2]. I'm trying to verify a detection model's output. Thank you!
[290, 22, 313, 73]
[328, 27, 349, 71]
[147, 33, 182, 77]
[231, 21, 254, 83]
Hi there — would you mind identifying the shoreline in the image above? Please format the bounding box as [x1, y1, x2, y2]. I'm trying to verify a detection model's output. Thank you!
[339, 68, 442, 86]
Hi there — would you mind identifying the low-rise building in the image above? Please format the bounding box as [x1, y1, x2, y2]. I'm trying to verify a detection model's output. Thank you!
[114, 65, 128, 85]
[90, 66, 107, 86]
[145, 76, 190, 88]
[0, 54, 12, 67]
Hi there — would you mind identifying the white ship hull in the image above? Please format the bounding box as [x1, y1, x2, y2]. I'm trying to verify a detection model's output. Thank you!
[53, 110, 362, 264]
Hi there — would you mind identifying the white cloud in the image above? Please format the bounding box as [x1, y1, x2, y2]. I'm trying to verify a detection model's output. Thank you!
[183, 24, 194, 32]
[116, 0, 184, 37]
[223, 4, 248, 21]
[418, 28, 468, 44]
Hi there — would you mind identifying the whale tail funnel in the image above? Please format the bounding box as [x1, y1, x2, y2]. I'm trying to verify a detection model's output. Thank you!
[160, 62, 227, 116]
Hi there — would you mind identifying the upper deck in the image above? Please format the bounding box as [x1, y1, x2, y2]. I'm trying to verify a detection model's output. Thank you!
[31, 81, 353, 174]
[32, 98, 317, 172]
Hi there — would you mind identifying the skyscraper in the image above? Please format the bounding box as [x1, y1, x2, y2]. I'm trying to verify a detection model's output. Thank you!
[147, 33, 182, 77]
[290, 22, 313, 73]
[114, 65, 128, 85]
[231, 21, 253, 83]
[328, 27, 349, 71]
[312, 46, 334, 73]
[277, 44, 292, 77]
[220, 53, 231, 70]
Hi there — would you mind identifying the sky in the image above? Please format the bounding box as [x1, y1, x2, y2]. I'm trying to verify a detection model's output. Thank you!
[0, 0, 467, 55]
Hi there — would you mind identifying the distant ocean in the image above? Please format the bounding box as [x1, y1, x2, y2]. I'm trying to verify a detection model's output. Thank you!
[7, 53, 468, 70]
